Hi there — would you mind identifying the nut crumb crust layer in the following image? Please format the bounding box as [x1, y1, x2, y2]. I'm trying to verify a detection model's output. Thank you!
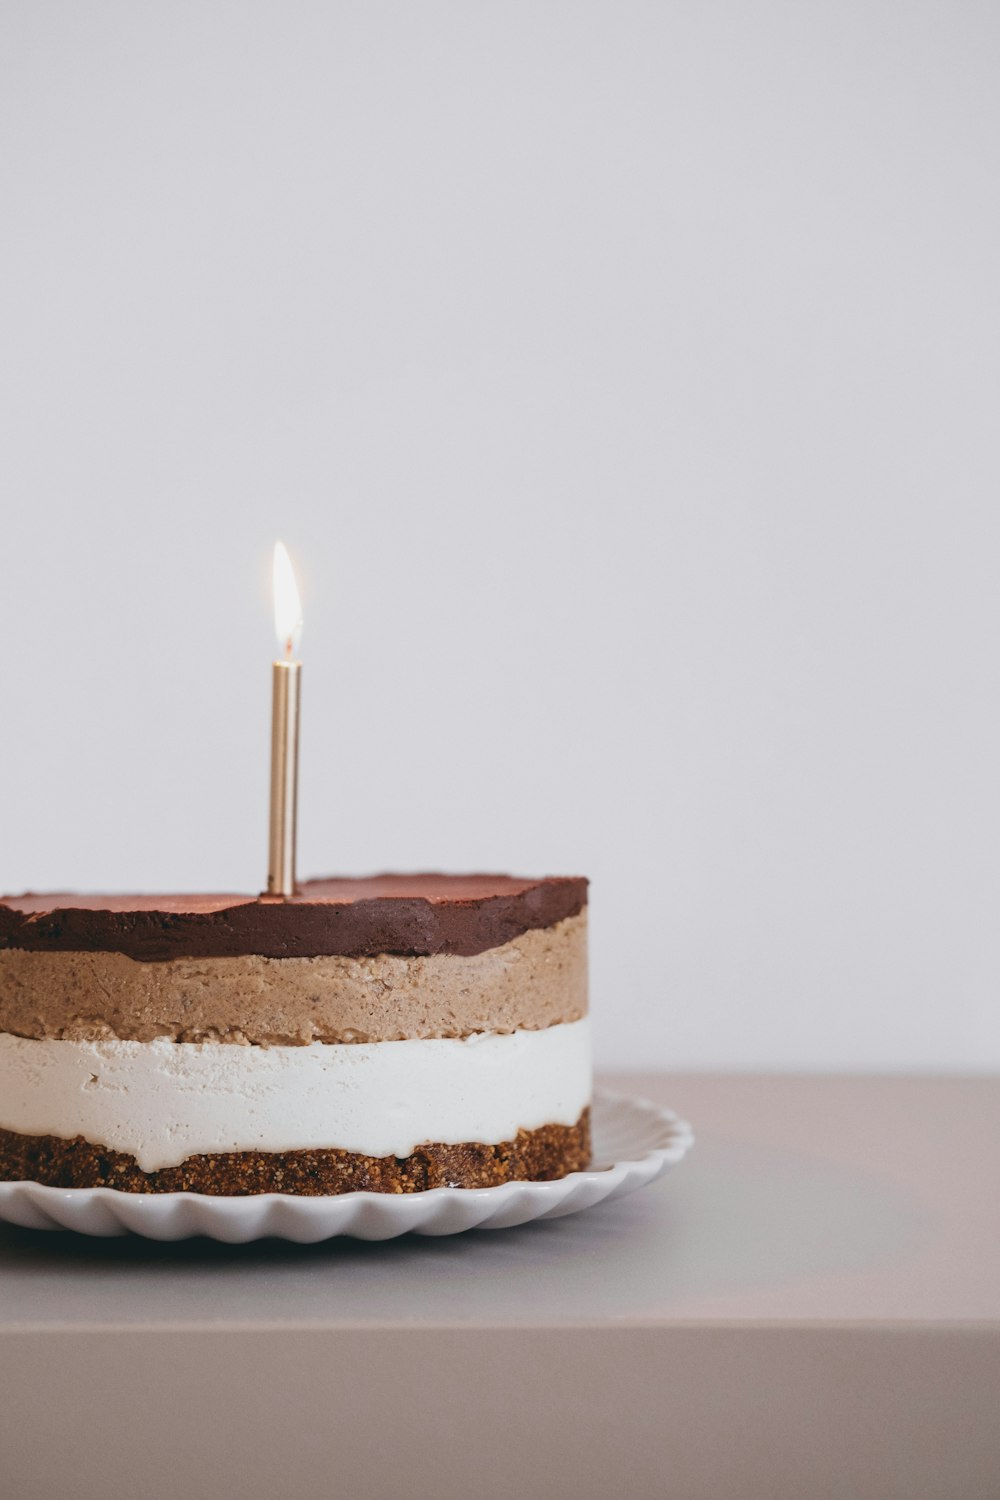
[0, 1110, 591, 1196]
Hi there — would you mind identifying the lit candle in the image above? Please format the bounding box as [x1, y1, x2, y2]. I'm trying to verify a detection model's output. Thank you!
[267, 541, 303, 897]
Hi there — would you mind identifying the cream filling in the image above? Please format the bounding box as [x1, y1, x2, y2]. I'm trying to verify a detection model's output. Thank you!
[0, 1020, 592, 1173]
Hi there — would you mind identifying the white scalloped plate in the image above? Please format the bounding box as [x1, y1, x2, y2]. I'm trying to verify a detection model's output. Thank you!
[0, 1089, 693, 1243]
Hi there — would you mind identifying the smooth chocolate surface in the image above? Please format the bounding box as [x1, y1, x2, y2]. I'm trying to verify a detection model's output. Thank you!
[0, 875, 588, 962]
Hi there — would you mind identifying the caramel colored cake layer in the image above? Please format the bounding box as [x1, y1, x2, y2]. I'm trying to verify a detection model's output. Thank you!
[0, 912, 587, 1045]
[0, 1110, 591, 1195]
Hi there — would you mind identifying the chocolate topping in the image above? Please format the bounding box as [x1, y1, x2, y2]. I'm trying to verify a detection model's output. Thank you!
[0, 874, 588, 962]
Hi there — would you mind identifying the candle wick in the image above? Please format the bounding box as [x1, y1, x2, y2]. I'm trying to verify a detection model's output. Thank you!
[285, 637, 294, 660]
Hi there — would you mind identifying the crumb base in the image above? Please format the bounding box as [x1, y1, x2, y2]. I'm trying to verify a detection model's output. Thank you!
[0, 1110, 591, 1196]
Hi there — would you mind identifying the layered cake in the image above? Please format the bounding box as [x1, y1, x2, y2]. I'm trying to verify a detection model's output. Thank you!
[0, 875, 590, 1194]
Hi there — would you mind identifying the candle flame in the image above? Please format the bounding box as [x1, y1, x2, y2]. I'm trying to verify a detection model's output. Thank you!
[272, 541, 303, 657]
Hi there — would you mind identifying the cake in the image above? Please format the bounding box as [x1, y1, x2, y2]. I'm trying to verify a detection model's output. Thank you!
[0, 874, 590, 1194]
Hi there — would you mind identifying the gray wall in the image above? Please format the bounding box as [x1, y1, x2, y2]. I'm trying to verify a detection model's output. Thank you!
[2, 2, 998, 1070]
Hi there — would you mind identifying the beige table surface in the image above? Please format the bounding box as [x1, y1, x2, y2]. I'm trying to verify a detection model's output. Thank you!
[1, 1073, 997, 1499]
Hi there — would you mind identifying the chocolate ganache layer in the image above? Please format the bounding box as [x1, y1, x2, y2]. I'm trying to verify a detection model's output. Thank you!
[0, 875, 588, 962]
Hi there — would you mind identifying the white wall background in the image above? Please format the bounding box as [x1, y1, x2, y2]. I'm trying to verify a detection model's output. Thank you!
[2, 2, 999, 1072]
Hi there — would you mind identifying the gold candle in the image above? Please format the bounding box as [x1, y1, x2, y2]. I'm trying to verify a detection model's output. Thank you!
[267, 541, 303, 898]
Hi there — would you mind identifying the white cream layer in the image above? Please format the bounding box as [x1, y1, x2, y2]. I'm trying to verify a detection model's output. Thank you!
[0, 1020, 591, 1172]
